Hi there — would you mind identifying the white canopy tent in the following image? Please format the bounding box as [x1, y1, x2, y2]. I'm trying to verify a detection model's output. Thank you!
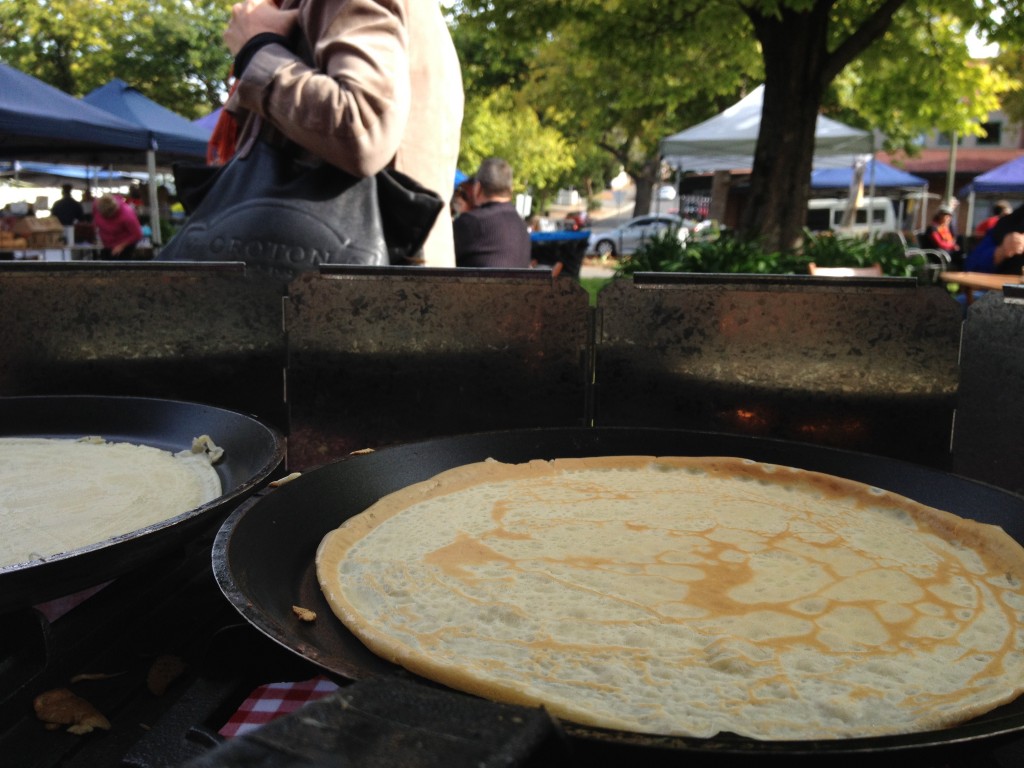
[660, 85, 874, 172]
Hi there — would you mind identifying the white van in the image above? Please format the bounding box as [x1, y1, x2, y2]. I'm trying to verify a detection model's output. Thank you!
[806, 197, 897, 237]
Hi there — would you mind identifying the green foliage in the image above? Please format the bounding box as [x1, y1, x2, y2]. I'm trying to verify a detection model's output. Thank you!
[830, 9, 1017, 153]
[799, 230, 913, 276]
[617, 227, 918, 278]
[0, 0, 232, 116]
[617, 228, 785, 275]
[994, 48, 1024, 126]
[449, 0, 1022, 251]
[459, 87, 576, 204]
[450, 0, 763, 208]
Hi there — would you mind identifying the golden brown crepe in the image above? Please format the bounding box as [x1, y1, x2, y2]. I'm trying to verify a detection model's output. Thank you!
[317, 456, 1024, 740]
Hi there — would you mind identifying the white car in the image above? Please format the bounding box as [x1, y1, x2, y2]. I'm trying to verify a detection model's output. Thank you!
[587, 213, 683, 258]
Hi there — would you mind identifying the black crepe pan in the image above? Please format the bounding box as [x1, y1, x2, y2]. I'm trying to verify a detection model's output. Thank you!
[212, 427, 1024, 765]
[0, 395, 284, 613]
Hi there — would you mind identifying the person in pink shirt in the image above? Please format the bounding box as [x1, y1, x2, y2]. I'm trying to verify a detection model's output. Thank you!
[94, 194, 143, 259]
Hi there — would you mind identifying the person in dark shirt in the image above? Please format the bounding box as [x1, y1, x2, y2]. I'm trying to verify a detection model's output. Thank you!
[453, 157, 531, 268]
[51, 184, 85, 226]
[50, 184, 86, 246]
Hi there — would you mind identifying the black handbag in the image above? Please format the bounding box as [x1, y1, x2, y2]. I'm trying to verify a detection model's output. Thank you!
[160, 127, 444, 280]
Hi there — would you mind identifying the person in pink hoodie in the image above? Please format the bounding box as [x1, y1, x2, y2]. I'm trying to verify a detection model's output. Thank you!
[94, 194, 143, 259]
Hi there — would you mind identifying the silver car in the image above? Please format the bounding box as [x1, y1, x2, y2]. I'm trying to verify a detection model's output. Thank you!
[587, 213, 683, 258]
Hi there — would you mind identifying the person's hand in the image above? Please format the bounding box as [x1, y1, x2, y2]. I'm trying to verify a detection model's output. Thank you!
[996, 231, 1024, 265]
[1004, 231, 1024, 257]
[224, 0, 299, 56]
[112, 244, 125, 256]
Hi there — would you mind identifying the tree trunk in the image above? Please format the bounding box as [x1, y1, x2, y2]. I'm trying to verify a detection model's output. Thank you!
[740, 5, 833, 253]
[740, 0, 906, 252]
[629, 157, 662, 218]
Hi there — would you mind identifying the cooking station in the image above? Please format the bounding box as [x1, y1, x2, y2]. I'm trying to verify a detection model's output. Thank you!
[1, 262, 1023, 767]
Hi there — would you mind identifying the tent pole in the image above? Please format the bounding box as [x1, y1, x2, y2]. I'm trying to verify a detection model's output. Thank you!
[945, 133, 958, 204]
[147, 148, 162, 247]
[867, 154, 878, 242]
[966, 191, 976, 247]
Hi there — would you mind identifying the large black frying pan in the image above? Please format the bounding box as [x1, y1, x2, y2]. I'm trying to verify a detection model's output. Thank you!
[0, 395, 284, 613]
[213, 427, 1024, 765]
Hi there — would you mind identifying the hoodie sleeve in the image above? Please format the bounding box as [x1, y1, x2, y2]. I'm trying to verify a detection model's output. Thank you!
[231, 0, 410, 178]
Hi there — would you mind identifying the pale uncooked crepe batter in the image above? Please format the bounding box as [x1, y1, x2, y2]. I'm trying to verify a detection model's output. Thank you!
[0, 436, 222, 568]
[317, 456, 1024, 741]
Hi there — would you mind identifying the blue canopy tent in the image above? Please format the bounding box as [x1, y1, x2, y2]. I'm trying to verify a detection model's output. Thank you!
[959, 155, 1024, 196]
[0, 63, 149, 161]
[810, 158, 926, 189]
[957, 155, 1024, 236]
[83, 79, 213, 244]
[192, 107, 223, 133]
[812, 159, 930, 233]
[83, 79, 211, 160]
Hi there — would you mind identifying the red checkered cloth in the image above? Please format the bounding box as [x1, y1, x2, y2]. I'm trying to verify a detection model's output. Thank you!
[219, 676, 341, 738]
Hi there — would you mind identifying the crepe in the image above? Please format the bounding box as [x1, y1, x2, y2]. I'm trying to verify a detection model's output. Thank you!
[316, 456, 1024, 741]
[0, 436, 222, 569]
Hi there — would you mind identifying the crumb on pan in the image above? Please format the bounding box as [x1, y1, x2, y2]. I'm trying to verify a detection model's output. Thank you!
[270, 472, 303, 487]
[292, 605, 317, 622]
[34, 688, 111, 735]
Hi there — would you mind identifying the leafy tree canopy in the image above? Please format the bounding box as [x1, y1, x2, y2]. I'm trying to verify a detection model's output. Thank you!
[0, 0, 231, 117]
[449, 0, 1022, 249]
[459, 86, 577, 206]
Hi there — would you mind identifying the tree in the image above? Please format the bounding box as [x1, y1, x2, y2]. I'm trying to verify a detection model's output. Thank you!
[829, 17, 1014, 152]
[524, 4, 762, 216]
[993, 49, 1024, 126]
[448, 0, 1021, 252]
[0, 0, 231, 117]
[459, 86, 577, 210]
[741, 0, 1016, 250]
[450, 1, 763, 217]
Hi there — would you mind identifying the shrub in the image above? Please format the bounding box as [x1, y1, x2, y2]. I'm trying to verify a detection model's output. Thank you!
[617, 226, 923, 279]
[799, 230, 913, 276]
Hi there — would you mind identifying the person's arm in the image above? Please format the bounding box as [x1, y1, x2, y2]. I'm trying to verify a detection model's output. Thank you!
[228, 0, 410, 178]
[993, 231, 1024, 267]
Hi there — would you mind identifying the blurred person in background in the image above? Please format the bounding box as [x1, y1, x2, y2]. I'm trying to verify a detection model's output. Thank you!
[51, 184, 85, 246]
[974, 200, 1012, 239]
[451, 176, 475, 219]
[966, 204, 1024, 275]
[922, 206, 961, 262]
[453, 157, 531, 268]
[94, 194, 143, 259]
